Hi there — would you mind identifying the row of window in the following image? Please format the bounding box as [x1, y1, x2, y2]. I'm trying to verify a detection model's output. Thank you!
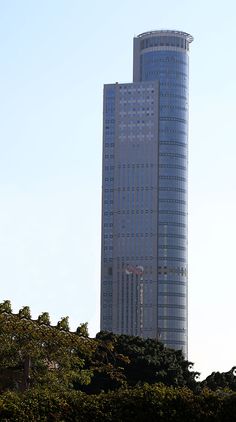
[110, 276, 184, 283]
[160, 116, 187, 123]
[108, 233, 186, 239]
[140, 36, 189, 50]
[108, 279, 186, 287]
[114, 233, 155, 237]
[159, 210, 187, 216]
[158, 265, 187, 274]
[107, 247, 186, 255]
[117, 163, 154, 169]
[103, 252, 186, 260]
[158, 256, 187, 262]
[143, 62, 188, 76]
[160, 81, 187, 89]
[104, 156, 186, 168]
[104, 256, 153, 261]
[143, 56, 187, 66]
[119, 120, 154, 125]
[160, 152, 186, 158]
[119, 111, 154, 116]
[110, 187, 157, 191]
[143, 69, 187, 78]
[160, 140, 187, 146]
[115, 275, 187, 285]
[160, 222, 187, 227]
[111, 210, 157, 214]
[159, 316, 186, 321]
[105, 106, 115, 113]
[160, 175, 186, 181]
[160, 105, 187, 112]
[104, 171, 184, 181]
[143, 69, 188, 80]
[104, 140, 187, 147]
[120, 105, 154, 110]
[102, 304, 113, 309]
[104, 142, 114, 147]
[159, 245, 186, 251]
[104, 187, 186, 193]
[158, 304, 185, 309]
[158, 279, 186, 285]
[104, 187, 156, 192]
[115, 262, 180, 270]
[104, 131, 114, 136]
[119, 98, 155, 105]
[105, 186, 186, 194]
[104, 229, 187, 239]
[105, 119, 115, 124]
[159, 164, 186, 170]
[118, 135, 155, 142]
[160, 128, 187, 135]
[160, 328, 186, 333]
[103, 257, 187, 263]
[118, 84, 155, 91]
[159, 233, 186, 239]
[159, 199, 186, 205]
[119, 88, 155, 94]
[160, 92, 187, 99]
[118, 132, 155, 138]
[119, 94, 155, 100]
[104, 139, 187, 147]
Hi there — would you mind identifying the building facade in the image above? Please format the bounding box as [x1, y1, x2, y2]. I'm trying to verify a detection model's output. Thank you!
[101, 30, 193, 357]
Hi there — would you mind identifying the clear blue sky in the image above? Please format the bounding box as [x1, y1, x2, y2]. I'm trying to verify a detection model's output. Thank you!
[0, 0, 236, 379]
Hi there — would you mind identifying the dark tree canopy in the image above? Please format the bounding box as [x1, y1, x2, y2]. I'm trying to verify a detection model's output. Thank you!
[201, 367, 236, 391]
[89, 331, 199, 392]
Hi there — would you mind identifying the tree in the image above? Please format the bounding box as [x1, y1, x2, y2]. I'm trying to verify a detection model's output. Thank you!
[201, 367, 236, 391]
[18, 306, 31, 319]
[37, 312, 50, 326]
[94, 332, 200, 391]
[0, 301, 94, 392]
[76, 322, 89, 337]
[57, 316, 70, 331]
[0, 300, 12, 314]
[76, 331, 199, 394]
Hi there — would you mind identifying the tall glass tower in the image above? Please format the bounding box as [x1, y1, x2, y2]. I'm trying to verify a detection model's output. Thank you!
[101, 30, 193, 357]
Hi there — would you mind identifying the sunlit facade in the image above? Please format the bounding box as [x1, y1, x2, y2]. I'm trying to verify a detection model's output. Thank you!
[101, 30, 193, 357]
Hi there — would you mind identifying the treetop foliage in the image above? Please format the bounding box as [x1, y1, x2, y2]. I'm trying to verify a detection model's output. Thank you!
[1, 299, 236, 419]
[0, 300, 94, 392]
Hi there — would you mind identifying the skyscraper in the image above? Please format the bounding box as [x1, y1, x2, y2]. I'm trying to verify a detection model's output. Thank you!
[101, 30, 193, 357]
